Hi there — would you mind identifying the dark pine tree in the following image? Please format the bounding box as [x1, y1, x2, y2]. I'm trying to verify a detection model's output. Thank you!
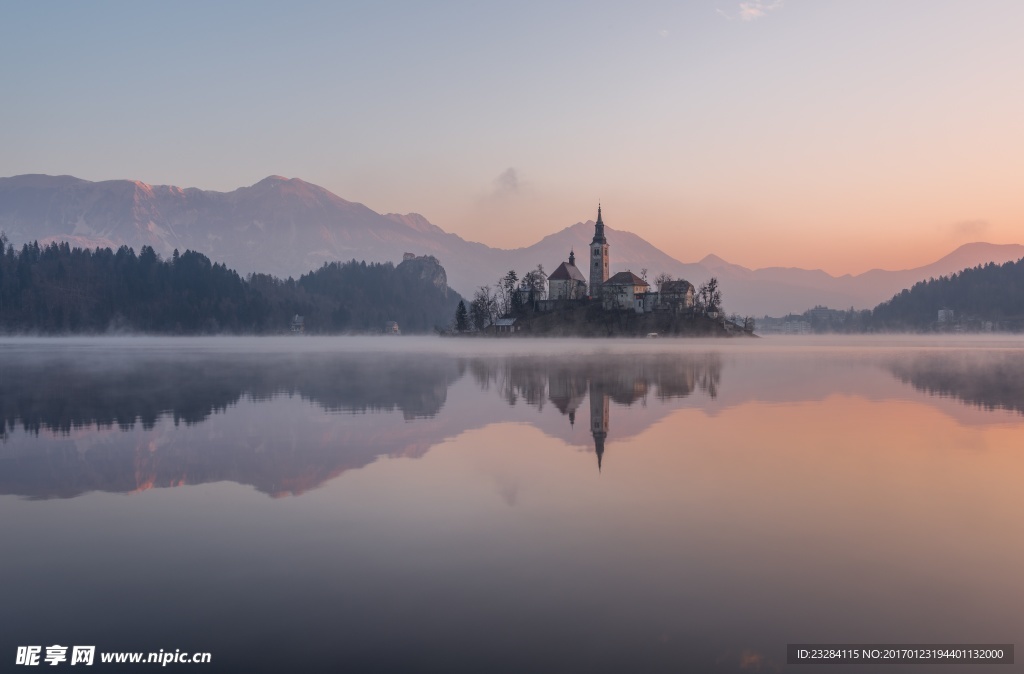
[455, 300, 469, 332]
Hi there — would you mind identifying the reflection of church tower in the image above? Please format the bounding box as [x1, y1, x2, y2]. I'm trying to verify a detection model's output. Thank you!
[589, 379, 609, 472]
[548, 370, 587, 430]
[589, 204, 609, 298]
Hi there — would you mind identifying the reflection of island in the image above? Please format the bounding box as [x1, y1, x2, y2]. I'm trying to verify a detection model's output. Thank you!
[498, 354, 723, 472]
[887, 352, 1024, 415]
[583, 354, 721, 471]
[0, 350, 725, 499]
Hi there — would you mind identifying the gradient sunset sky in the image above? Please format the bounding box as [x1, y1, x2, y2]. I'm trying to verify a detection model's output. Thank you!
[2, 1, 1022, 275]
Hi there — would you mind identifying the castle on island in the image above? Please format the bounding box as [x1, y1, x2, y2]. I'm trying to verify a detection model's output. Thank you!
[542, 205, 695, 313]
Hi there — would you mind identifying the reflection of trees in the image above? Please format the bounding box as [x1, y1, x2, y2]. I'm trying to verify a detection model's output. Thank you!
[491, 360, 549, 409]
[0, 354, 463, 435]
[0, 352, 464, 500]
[888, 352, 1024, 415]
[0, 350, 724, 498]
[464, 353, 724, 417]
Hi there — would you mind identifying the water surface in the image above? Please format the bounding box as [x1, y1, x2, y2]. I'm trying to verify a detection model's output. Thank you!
[1, 336, 1021, 672]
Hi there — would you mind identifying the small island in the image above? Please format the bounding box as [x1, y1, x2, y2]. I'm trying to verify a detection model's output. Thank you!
[450, 206, 755, 337]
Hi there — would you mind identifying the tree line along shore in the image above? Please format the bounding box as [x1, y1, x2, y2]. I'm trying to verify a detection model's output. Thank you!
[2, 232, 1020, 336]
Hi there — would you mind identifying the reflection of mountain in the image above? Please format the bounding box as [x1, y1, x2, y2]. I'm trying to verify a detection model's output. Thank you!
[0, 400, 445, 500]
[0, 351, 466, 499]
[11, 343, 1022, 500]
[887, 352, 1024, 415]
[0, 348, 725, 499]
[18, 344, 1024, 499]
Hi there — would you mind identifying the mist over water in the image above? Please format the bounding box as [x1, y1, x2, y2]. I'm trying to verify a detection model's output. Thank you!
[1, 336, 1021, 672]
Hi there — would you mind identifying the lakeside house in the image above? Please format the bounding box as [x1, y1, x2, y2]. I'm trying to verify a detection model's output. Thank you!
[494, 317, 519, 334]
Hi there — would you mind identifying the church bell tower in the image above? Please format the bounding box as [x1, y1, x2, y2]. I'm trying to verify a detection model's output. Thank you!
[589, 204, 609, 297]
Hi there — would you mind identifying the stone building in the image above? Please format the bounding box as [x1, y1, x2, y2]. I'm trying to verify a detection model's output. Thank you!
[547, 250, 588, 300]
[660, 280, 695, 312]
[602, 271, 650, 312]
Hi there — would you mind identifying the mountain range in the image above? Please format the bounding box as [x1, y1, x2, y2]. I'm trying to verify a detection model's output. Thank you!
[2, 173, 1022, 316]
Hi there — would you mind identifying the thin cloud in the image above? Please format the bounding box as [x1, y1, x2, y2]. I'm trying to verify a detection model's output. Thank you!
[951, 219, 989, 238]
[717, 0, 784, 21]
[492, 167, 521, 197]
[740, 1, 783, 21]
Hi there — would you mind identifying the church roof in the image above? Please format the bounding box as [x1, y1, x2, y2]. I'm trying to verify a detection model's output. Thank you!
[549, 260, 586, 282]
[605, 271, 649, 286]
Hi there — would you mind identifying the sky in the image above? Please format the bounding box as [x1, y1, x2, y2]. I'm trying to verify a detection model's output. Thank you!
[2, 0, 1023, 275]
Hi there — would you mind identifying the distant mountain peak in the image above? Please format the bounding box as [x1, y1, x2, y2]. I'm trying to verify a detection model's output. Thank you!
[129, 180, 155, 195]
[698, 253, 730, 267]
[250, 175, 331, 192]
[243, 175, 352, 206]
[254, 175, 292, 186]
[941, 241, 1024, 259]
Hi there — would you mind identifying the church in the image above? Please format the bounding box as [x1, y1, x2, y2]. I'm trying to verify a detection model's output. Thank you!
[544, 205, 693, 314]
[547, 250, 587, 300]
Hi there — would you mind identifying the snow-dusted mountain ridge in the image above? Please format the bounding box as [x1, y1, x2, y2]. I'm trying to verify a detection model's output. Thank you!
[1, 174, 1021, 316]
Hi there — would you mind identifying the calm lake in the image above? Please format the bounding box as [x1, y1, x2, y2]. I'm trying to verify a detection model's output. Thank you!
[1, 336, 1021, 673]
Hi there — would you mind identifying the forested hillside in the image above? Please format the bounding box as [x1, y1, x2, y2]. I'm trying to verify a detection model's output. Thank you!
[871, 258, 1024, 330]
[768, 258, 1024, 333]
[0, 238, 461, 334]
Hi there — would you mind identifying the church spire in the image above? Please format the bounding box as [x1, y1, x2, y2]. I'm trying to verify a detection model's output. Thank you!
[569, 249, 576, 266]
[588, 202, 609, 294]
[591, 203, 606, 244]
